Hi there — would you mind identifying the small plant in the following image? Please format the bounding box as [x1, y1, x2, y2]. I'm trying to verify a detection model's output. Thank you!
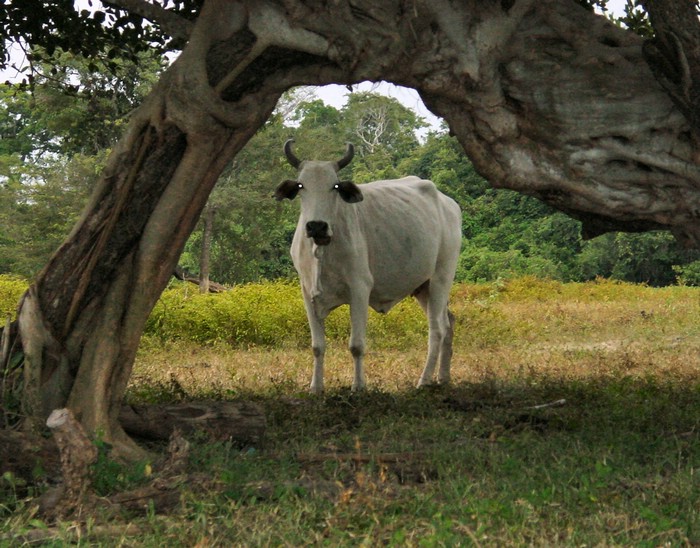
[0, 471, 26, 516]
[90, 434, 152, 496]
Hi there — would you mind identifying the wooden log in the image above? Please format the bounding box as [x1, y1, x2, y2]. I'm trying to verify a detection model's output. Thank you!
[118, 401, 266, 445]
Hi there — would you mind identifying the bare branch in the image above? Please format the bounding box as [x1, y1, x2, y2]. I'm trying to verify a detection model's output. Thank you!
[103, 0, 194, 42]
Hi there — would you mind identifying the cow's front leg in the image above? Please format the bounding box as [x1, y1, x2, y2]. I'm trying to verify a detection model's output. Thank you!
[309, 316, 326, 394]
[303, 294, 327, 394]
[349, 296, 369, 391]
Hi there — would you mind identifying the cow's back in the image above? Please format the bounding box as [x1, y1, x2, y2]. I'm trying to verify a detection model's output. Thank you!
[355, 177, 461, 308]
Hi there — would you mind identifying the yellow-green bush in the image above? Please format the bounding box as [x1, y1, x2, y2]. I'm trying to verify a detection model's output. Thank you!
[145, 280, 309, 347]
[326, 298, 427, 350]
[145, 280, 430, 348]
[7, 276, 686, 351]
[490, 276, 673, 303]
[0, 275, 28, 321]
[0, 276, 433, 348]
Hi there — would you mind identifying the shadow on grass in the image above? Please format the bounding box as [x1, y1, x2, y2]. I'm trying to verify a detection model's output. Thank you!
[183, 377, 700, 545]
[255, 377, 700, 449]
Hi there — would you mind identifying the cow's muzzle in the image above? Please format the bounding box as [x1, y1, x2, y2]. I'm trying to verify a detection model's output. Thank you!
[306, 221, 331, 246]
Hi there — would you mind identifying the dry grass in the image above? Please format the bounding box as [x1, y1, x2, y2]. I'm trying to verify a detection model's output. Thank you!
[132, 278, 700, 396]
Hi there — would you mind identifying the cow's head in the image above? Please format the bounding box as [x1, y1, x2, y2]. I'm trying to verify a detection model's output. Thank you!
[275, 139, 362, 246]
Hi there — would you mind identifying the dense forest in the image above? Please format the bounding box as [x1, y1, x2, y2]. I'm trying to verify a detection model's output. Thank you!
[2, 49, 699, 287]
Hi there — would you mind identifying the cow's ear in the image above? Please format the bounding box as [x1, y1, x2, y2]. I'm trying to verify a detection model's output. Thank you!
[336, 181, 363, 203]
[274, 179, 301, 201]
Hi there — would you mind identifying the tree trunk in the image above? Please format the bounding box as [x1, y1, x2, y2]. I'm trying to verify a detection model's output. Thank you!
[640, 0, 700, 143]
[15, 0, 699, 457]
[199, 205, 216, 294]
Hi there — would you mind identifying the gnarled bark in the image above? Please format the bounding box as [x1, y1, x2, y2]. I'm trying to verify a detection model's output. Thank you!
[14, 0, 699, 457]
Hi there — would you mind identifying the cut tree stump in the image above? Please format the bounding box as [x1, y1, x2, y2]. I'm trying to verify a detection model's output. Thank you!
[1, 401, 266, 490]
[118, 401, 266, 445]
[42, 408, 99, 518]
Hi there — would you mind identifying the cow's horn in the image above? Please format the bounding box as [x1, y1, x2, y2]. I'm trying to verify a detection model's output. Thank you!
[284, 139, 301, 168]
[336, 142, 355, 170]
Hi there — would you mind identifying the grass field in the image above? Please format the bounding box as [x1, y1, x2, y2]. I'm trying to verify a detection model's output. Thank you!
[3, 277, 700, 546]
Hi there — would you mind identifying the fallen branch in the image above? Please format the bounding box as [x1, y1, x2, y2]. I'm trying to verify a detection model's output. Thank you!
[524, 399, 567, 410]
[296, 451, 424, 464]
[0, 429, 61, 480]
[6, 523, 143, 545]
[172, 266, 227, 293]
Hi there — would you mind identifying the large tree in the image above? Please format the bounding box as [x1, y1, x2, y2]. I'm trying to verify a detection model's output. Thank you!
[2, 0, 698, 457]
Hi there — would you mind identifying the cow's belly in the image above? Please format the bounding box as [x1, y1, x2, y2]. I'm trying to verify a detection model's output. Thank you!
[368, 271, 430, 314]
[300, 260, 428, 317]
[368, 295, 405, 314]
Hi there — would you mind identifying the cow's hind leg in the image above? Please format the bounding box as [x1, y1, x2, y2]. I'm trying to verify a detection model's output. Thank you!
[348, 295, 369, 391]
[438, 310, 455, 384]
[414, 281, 453, 387]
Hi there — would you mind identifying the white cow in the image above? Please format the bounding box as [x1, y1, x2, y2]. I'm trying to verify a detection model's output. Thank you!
[275, 139, 462, 393]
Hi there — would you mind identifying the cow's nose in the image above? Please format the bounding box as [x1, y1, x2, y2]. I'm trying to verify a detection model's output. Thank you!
[306, 221, 329, 237]
[306, 221, 331, 245]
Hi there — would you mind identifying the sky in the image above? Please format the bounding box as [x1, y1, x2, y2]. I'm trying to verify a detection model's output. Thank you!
[314, 82, 445, 134]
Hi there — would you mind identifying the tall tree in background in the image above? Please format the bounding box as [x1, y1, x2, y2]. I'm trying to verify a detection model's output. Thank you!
[1, 0, 698, 457]
[0, 50, 164, 277]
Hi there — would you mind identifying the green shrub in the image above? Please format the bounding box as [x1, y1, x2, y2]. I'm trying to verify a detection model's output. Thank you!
[493, 276, 661, 304]
[457, 247, 562, 283]
[0, 275, 28, 321]
[673, 260, 700, 286]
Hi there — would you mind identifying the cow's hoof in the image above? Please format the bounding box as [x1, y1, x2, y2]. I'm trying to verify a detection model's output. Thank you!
[416, 380, 445, 390]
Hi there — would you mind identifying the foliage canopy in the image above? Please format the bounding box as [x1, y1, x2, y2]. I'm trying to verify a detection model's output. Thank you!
[2, 47, 699, 285]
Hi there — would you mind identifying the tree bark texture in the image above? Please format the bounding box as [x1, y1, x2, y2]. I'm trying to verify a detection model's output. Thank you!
[641, 0, 700, 143]
[199, 205, 216, 294]
[15, 0, 700, 457]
